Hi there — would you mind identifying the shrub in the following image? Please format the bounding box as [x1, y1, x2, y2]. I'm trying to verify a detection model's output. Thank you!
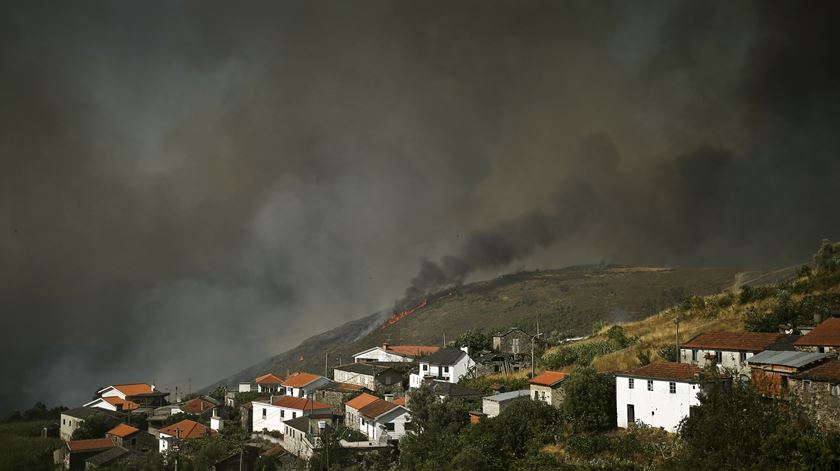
[657, 344, 678, 362]
[636, 349, 652, 366]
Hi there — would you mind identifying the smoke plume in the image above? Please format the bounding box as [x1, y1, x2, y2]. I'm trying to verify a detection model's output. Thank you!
[1, 0, 840, 413]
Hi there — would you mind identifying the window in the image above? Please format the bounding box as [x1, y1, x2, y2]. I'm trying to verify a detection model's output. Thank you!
[831, 384, 839, 396]
[669, 382, 676, 394]
[647, 380, 653, 391]
[781, 376, 789, 390]
[804, 380, 812, 392]
[740, 351, 747, 362]
[691, 349, 698, 362]
[443, 366, 449, 374]
[131, 438, 136, 446]
[292, 412, 297, 418]
[385, 375, 392, 385]
[262, 408, 266, 418]
[715, 351, 722, 364]
[281, 410, 285, 418]
[541, 391, 547, 401]
[385, 423, 395, 431]
[534, 390, 539, 400]
[819, 347, 826, 353]
[512, 338, 520, 354]
[422, 364, 428, 371]
[62, 419, 65, 425]
[494, 365, 500, 373]
[628, 378, 634, 389]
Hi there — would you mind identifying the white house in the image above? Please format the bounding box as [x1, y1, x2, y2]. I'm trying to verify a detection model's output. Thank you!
[251, 396, 332, 434]
[409, 348, 475, 388]
[353, 344, 440, 363]
[60, 407, 121, 441]
[343, 393, 380, 432]
[85, 383, 167, 412]
[255, 373, 285, 393]
[282, 372, 332, 398]
[158, 419, 215, 454]
[615, 362, 705, 433]
[356, 398, 411, 442]
[680, 331, 783, 376]
[481, 390, 531, 418]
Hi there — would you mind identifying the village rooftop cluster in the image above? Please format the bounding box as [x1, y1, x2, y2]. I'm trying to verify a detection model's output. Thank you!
[51, 316, 840, 469]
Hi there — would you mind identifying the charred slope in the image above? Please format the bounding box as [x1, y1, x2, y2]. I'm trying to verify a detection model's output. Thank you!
[202, 265, 741, 391]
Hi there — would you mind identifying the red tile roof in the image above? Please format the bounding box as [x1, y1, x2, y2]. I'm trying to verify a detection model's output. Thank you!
[67, 438, 115, 452]
[345, 393, 380, 411]
[181, 398, 216, 415]
[795, 318, 840, 347]
[268, 396, 331, 411]
[106, 423, 139, 438]
[793, 359, 840, 382]
[159, 419, 215, 440]
[529, 371, 568, 387]
[620, 362, 705, 381]
[102, 396, 140, 411]
[359, 399, 401, 419]
[387, 345, 440, 357]
[282, 372, 323, 388]
[112, 384, 155, 396]
[681, 332, 782, 351]
[255, 373, 285, 384]
[392, 397, 406, 406]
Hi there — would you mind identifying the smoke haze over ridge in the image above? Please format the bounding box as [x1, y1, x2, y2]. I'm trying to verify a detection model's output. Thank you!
[2, 0, 839, 412]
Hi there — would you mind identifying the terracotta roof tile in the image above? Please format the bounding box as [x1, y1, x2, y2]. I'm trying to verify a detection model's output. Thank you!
[359, 399, 401, 419]
[386, 345, 440, 357]
[345, 393, 380, 411]
[529, 371, 568, 387]
[795, 318, 840, 347]
[112, 384, 154, 396]
[681, 332, 782, 351]
[392, 397, 406, 406]
[793, 359, 840, 382]
[282, 372, 323, 388]
[67, 438, 115, 452]
[619, 362, 705, 382]
[159, 419, 215, 440]
[181, 398, 216, 415]
[106, 423, 139, 438]
[102, 396, 140, 411]
[268, 396, 331, 411]
[255, 373, 285, 384]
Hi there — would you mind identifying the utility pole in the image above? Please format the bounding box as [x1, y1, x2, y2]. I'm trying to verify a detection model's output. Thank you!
[325, 351, 329, 378]
[674, 316, 681, 360]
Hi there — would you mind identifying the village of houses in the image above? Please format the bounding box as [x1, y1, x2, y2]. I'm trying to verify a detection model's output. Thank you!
[52, 316, 840, 470]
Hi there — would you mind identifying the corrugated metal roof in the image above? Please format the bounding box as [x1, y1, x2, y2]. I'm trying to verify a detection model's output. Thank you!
[482, 390, 531, 402]
[747, 350, 829, 368]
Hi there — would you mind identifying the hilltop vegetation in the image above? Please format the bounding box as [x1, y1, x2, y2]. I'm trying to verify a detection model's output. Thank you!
[539, 248, 840, 375]
[205, 265, 740, 390]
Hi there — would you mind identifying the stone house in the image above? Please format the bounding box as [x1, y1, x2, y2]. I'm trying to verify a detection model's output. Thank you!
[333, 363, 405, 395]
[528, 370, 568, 407]
[283, 413, 335, 459]
[747, 350, 829, 399]
[313, 381, 364, 414]
[344, 393, 380, 432]
[492, 328, 537, 356]
[789, 359, 840, 431]
[794, 317, 840, 353]
[105, 423, 156, 452]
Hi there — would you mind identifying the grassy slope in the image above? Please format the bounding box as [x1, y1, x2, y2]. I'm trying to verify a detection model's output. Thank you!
[0, 421, 61, 471]
[557, 273, 840, 374]
[204, 265, 741, 389]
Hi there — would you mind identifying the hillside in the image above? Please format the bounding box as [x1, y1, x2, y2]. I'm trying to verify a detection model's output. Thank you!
[203, 264, 743, 391]
[542, 266, 840, 375]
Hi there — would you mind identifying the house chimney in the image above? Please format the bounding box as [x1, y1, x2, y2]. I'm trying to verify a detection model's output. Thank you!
[383, 342, 390, 350]
[384, 393, 395, 402]
[815, 313, 822, 325]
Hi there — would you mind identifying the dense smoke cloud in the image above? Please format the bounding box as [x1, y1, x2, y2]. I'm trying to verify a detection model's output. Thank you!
[1, 0, 839, 412]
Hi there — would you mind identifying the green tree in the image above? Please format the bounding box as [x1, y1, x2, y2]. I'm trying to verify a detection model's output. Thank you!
[71, 414, 121, 440]
[309, 424, 371, 470]
[668, 382, 783, 470]
[399, 383, 472, 471]
[452, 399, 563, 471]
[454, 329, 492, 354]
[657, 344, 678, 362]
[813, 239, 840, 273]
[561, 367, 616, 433]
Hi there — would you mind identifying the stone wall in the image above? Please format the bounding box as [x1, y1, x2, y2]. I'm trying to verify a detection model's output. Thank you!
[789, 378, 840, 430]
